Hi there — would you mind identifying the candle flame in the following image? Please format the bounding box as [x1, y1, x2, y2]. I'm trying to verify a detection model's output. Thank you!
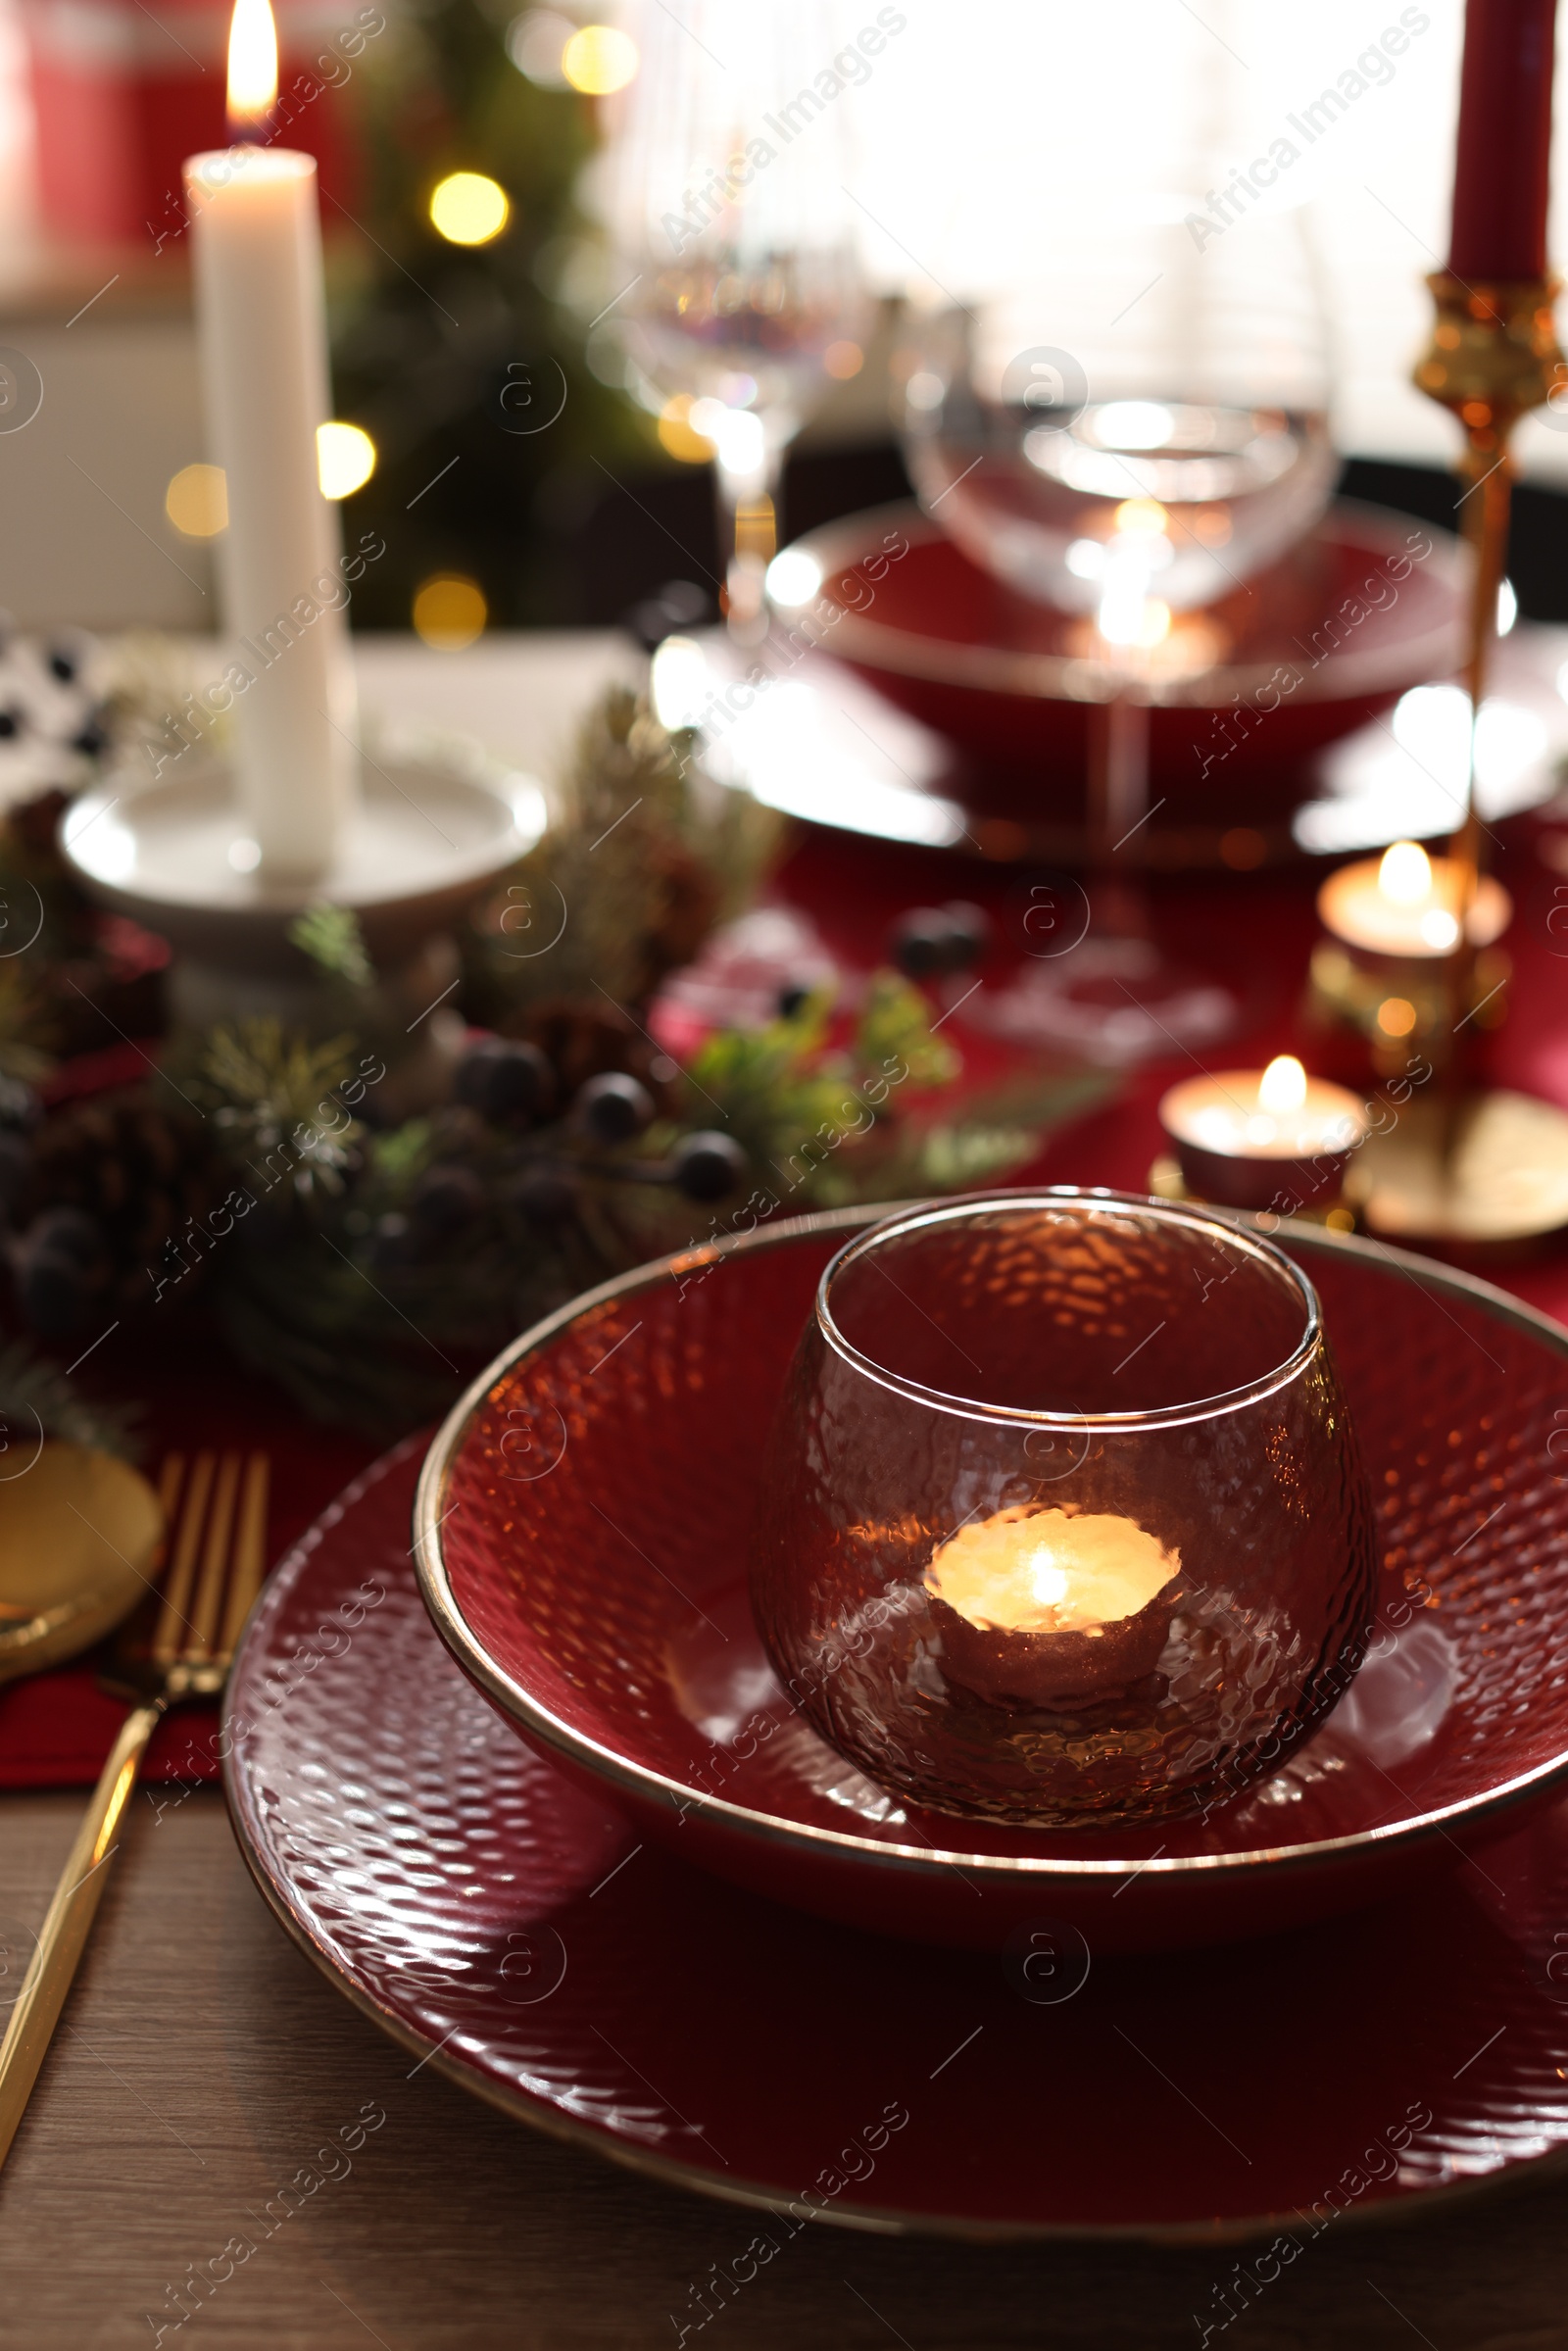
[1378, 839, 1432, 906]
[1258, 1054, 1307, 1115]
[1029, 1554, 1069, 1606]
[227, 0, 278, 130]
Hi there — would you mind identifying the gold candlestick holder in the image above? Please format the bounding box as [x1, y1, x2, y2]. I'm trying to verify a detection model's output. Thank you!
[1337, 270, 1568, 1250]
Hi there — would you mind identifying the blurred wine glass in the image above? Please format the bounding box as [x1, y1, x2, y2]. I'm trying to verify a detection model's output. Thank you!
[900, 198, 1333, 1055]
[601, 0, 874, 640]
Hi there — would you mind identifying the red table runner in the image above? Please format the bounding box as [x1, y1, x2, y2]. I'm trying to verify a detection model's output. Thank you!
[6, 817, 1567, 1789]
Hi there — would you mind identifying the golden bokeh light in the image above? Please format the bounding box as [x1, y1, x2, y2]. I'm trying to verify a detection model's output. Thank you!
[823, 341, 864, 380]
[1376, 997, 1418, 1038]
[428, 171, 511, 246]
[413, 573, 488, 650]
[657, 395, 713, 464]
[317, 421, 376, 500]
[166, 463, 228, 538]
[562, 24, 638, 94]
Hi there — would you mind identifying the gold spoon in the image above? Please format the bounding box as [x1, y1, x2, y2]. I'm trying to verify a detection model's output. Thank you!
[0, 1445, 166, 1684]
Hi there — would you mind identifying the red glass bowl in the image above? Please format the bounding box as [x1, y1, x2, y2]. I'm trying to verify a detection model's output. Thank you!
[793, 500, 1462, 798]
[414, 1204, 1568, 1955]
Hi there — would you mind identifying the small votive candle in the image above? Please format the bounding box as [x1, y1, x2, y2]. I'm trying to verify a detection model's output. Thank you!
[925, 1503, 1182, 1708]
[1311, 840, 1514, 1066]
[1159, 1054, 1368, 1212]
[1317, 840, 1511, 961]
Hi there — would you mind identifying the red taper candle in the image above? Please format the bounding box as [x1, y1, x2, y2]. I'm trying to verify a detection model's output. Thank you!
[1448, 0, 1557, 278]
[1447, 0, 1560, 277]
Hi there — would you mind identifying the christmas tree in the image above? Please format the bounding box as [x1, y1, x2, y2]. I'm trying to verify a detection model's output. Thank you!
[327, 0, 650, 628]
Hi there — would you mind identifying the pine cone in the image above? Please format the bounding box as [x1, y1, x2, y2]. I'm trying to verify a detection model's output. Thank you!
[643, 839, 720, 987]
[19, 1087, 228, 1318]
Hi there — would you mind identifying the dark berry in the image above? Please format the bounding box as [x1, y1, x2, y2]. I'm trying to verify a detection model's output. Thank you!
[455, 1037, 555, 1127]
[890, 908, 958, 979]
[509, 1165, 579, 1226]
[670, 1131, 747, 1201]
[574, 1070, 655, 1146]
[14, 1208, 108, 1337]
[940, 900, 992, 967]
[776, 982, 810, 1019]
[18, 1250, 94, 1338]
[408, 1165, 485, 1239]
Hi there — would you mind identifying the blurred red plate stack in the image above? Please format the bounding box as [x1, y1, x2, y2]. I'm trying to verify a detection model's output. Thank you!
[768, 499, 1466, 848]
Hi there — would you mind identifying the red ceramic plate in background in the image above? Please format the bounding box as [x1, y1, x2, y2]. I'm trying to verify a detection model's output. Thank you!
[414, 1206, 1568, 1955]
[789, 501, 1463, 803]
[226, 1440, 1568, 2239]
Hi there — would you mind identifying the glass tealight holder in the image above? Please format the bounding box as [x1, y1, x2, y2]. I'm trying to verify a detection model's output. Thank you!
[750, 1192, 1377, 1829]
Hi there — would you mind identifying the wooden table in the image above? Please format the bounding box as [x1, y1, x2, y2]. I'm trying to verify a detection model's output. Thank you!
[2, 1792, 1567, 2348]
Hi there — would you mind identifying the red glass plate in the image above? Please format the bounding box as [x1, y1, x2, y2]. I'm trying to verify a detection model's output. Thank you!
[794, 501, 1462, 798]
[225, 1433, 1568, 2239]
[414, 1208, 1568, 1955]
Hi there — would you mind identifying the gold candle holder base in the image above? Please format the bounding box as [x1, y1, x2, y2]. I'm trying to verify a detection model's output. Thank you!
[1342, 1090, 1568, 1251]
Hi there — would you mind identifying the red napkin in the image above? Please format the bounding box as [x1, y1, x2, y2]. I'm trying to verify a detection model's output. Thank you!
[0, 1317, 378, 1788]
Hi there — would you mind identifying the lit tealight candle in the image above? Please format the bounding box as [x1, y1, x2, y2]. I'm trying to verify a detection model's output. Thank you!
[1159, 1055, 1368, 1212]
[1317, 840, 1511, 961]
[924, 1503, 1182, 1708]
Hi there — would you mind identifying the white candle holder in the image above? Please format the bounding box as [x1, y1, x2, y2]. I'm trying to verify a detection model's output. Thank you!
[60, 735, 544, 1113]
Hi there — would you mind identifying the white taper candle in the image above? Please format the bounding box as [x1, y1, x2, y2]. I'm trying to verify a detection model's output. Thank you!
[183, 128, 358, 883]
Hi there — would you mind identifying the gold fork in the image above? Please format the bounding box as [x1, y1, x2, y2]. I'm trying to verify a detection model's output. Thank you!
[0, 1448, 269, 2171]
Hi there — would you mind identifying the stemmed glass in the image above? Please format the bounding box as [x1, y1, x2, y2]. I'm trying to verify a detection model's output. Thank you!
[600, 0, 874, 640]
[750, 1193, 1376, 1828]
[900, 201, 1334, 1056]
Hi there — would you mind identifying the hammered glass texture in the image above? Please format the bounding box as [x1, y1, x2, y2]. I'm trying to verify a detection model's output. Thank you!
[231, 1438, 1568, 2236]
[435, 1222, 1568, 1863]
[751, 1201, 1377, 1828]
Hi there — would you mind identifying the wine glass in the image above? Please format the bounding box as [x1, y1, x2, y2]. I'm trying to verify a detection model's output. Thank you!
[599, 0, 874, 640]
[750, 1192, 1376, 1829]
[899, 200, 1333, 1056]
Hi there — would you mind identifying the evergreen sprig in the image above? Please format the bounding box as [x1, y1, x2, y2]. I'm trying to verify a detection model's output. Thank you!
[196, 1020, 365, 1201]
